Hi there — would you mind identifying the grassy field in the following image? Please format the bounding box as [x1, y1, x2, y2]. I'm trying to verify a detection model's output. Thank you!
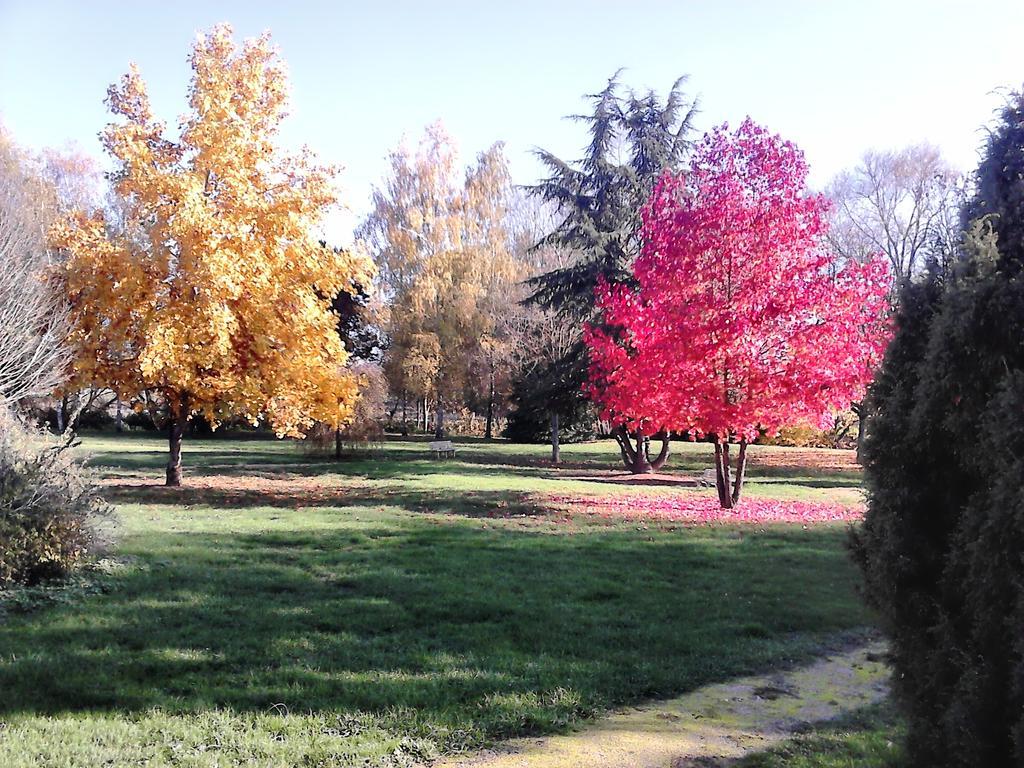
[0, 433, 884, 767]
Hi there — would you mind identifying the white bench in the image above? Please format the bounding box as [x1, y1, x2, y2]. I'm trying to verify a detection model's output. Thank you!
[429, 440, 456, 459]
[696, 468, 717, 487]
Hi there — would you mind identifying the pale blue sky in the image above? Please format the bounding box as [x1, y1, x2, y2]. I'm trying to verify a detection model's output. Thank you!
[2, 0, 1023, 243]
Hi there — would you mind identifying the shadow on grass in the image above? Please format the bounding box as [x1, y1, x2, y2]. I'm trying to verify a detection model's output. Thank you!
[94, 470, 861, 519]
[91, 451, 861, 492]
[88, 446, 571, 481]
[83, 435, 860, 478]
[98, 479, 553, 516]
[0, 513, 868, 740]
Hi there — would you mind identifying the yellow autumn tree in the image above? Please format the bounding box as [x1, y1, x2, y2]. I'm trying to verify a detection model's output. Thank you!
[50, 25, 371, 485]
[361, 126, 521, 437]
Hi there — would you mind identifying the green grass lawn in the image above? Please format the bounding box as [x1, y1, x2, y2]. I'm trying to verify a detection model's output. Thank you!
[0, 433, 879, 767]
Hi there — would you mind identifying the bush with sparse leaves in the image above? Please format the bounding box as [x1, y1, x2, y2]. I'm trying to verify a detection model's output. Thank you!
[0, 407, 109, 586]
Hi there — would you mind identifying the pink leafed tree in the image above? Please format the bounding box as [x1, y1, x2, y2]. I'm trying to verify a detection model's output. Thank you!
[585, 119, 891, 508]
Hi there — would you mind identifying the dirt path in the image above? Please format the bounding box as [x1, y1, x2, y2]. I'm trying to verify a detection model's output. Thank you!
[436, 638, 889, 768]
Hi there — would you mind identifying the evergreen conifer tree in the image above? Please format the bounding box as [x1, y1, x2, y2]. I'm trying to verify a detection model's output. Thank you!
[854, 87, 1024, 765]
[506, 73, 697, 446]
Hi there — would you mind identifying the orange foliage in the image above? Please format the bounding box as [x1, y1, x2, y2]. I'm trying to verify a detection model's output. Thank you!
[50, 25, 371, 436]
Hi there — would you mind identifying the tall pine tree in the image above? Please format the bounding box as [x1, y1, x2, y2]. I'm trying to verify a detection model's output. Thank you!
[506, 72, 697, 450]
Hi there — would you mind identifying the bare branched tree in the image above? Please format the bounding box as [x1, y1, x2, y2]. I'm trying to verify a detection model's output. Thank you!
[826, 144, 964, 460]
[0, 138, 70, 406]
[828, 144, 963, 291]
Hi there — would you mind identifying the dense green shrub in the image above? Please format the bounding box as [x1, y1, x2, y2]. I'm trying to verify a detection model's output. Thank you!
[0, 408, 109, 586]
[852, 88, 1024, 766]
[503, 345, 598, 444]
[74, 407, 115, 431]
[123, 409, 157, 431]
[503, 374, 597, 444]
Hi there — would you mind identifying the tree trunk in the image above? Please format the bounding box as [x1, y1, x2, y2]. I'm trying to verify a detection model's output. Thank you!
[56, 395, 66, 433]
[631, 428, 652, 474]
[166, 404, 185, 487]
[550, 411, 560, 464]
[434, 396, 444, 440]
[335, 427, 342, 460]
[714, 442, 734, 509]
[612, 424, 637, 469]
[646, 431, 671, 471]
[853, 401, 866, 462]
[421, 396, 428, 432]
[115, 397, 123, 433]
[731, 439, 749, 505]
[485, 368, 495, 440]
[711, 440, 750, 508]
